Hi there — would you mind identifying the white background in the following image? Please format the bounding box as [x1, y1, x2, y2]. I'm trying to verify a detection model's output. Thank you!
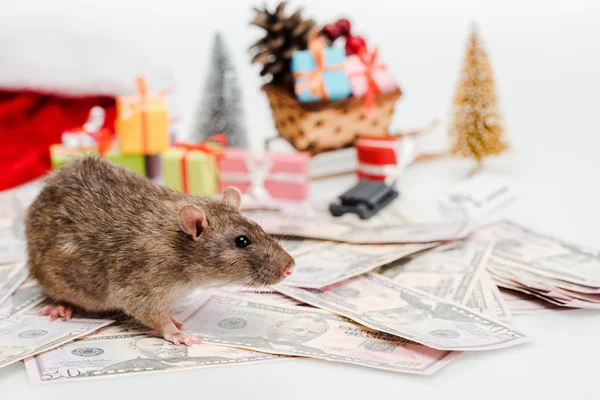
[2, 0, 600, 398]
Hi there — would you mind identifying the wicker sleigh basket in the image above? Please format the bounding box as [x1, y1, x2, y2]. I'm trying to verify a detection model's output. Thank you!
[263, 84, 402, 155]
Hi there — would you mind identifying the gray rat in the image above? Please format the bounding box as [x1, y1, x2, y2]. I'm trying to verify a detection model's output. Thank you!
[25, 156, 295, 346]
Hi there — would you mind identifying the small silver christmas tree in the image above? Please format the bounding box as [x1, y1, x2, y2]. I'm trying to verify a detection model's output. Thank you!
[192, 32, 248, 147]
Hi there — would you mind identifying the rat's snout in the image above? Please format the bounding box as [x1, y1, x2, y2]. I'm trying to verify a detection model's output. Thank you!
[281, 261, 295, 279]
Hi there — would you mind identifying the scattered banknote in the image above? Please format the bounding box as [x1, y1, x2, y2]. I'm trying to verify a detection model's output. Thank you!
[277, 273, 530, 351]
[280, 239, 439, 288]
[487, 259, 600, 309]
[0, 280, 46, 320]
[247, 200, 414, 226]
[465, 273, 511, 322]
[479, 220, 600, 287]
[378, 239, 511, 321]
[24, 331, 283, 384]
[0, 262, 28, 306]
[87, 324, 145, 338]
[180, 294, 459, 375]
[476, 220, 600, 308]
[247, 210, 472, 244]
[379, 239, 493, 305]
[489, 272, 568, 306]
[0, 315, 113, 369]
[499, 288, 563, 314]
[231, 290, 306, 307]
[487, 274, 512, 321]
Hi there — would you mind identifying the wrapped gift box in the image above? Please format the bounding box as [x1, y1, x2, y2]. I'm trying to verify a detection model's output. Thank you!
[161, 148, 218, 195]
[61, 130, 96, 149]
[50, 144, 146, 176]
[105, 151, 146, 176]
[217, 149, 310, 201]
[117, 77, 169, 155]
[49, 144, 96, 169]
[344, 48, 398, 100]
[290, 39, 351, 103]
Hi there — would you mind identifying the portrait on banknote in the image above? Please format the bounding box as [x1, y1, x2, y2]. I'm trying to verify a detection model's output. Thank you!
[360, 291, 477, 328]
[217, 313, 328, 355]
[98, 336, 230, 372]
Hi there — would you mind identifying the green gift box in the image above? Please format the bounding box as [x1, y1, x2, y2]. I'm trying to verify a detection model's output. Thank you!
[49, 144, 146, 177]
[105, 151, 146, 176]
[49, 144, 96, 169]
[161, 148, 218, 195]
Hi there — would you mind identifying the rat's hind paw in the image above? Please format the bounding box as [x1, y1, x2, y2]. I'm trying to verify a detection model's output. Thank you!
[163, 331, 202, 347]
[39, 303, 74, 321]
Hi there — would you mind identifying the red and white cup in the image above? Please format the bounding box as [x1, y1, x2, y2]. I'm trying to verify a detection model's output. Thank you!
[355, 135, 416, 183]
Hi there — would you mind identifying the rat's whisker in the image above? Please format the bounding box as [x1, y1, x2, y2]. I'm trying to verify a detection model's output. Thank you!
[226, 273, 264, 299]
[214, 270, 256, 291]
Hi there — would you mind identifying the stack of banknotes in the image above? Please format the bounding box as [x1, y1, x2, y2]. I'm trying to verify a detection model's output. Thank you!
[0, 206, 596, 385]
[474, 221, 600, 309]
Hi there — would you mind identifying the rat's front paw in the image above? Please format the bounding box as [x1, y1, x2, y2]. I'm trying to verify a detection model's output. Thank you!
[163, 331, 202, 347]
[39, 303, 74, 321]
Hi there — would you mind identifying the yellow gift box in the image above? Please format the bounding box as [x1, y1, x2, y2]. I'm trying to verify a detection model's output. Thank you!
[116, 77, 169, 155]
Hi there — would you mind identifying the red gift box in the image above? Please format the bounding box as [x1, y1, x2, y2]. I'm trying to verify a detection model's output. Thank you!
[355, 136, 413, 182]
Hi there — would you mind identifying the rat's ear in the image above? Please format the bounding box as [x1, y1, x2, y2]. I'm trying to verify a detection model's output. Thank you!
[223, 186, 242, 211]
[179, 205, 208, 242]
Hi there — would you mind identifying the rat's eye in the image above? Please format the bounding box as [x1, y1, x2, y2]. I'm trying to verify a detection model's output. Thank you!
[235, 235, 251, 248]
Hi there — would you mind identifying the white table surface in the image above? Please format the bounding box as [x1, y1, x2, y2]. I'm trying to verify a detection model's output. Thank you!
[4, 145, 600, 399]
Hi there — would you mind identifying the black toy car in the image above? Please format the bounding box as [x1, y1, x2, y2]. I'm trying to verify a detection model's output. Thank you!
[329, 179, 399, 220]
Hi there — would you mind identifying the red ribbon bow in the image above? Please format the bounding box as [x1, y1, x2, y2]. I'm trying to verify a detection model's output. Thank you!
[173, 134, 227, 194]
[293, 37, 344, 101]
[351, 47, 383, 114]
[135, 77, 150, 154]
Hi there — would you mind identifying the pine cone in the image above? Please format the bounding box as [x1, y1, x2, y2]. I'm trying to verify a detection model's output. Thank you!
[249, 1, 317, 88]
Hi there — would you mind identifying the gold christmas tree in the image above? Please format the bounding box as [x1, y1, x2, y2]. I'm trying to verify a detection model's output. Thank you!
[449, 23, 508, 168]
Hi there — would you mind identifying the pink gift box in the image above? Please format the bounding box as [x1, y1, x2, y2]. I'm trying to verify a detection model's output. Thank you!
[217, 149, 310, 201]
[344, 49, 398, 98]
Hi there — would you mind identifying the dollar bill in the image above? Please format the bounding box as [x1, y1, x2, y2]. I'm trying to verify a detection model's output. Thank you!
[488, 270, 597, 309]
[0, 315, 113, 369]
[277, 273, 530, 351]
[0, 280, 46, 320]
[24, 331, 283, 384]
[180, 294, 459, 375]
[489, 273, 567, 306]
[466, 273, 511, 322]
[281, 239, 439, 288]
[247, 210, 472, 244]
[231, 290, 306, 307]
[0, 262, 28, 306]
[379, 239, 493, 305]
[465, 278, 495, 318]
[487, 260, 600, 309]
[488, 276, 511, 321]
[477, 220, 600, 287]
[499, 289, 563, 314]
[489, 256, 600, 294]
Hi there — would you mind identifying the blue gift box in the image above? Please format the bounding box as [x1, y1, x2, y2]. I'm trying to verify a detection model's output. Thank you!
[291, 46, 352, 103]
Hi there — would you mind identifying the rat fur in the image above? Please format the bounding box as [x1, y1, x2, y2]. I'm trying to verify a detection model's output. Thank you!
[25, 156, 295, 345]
